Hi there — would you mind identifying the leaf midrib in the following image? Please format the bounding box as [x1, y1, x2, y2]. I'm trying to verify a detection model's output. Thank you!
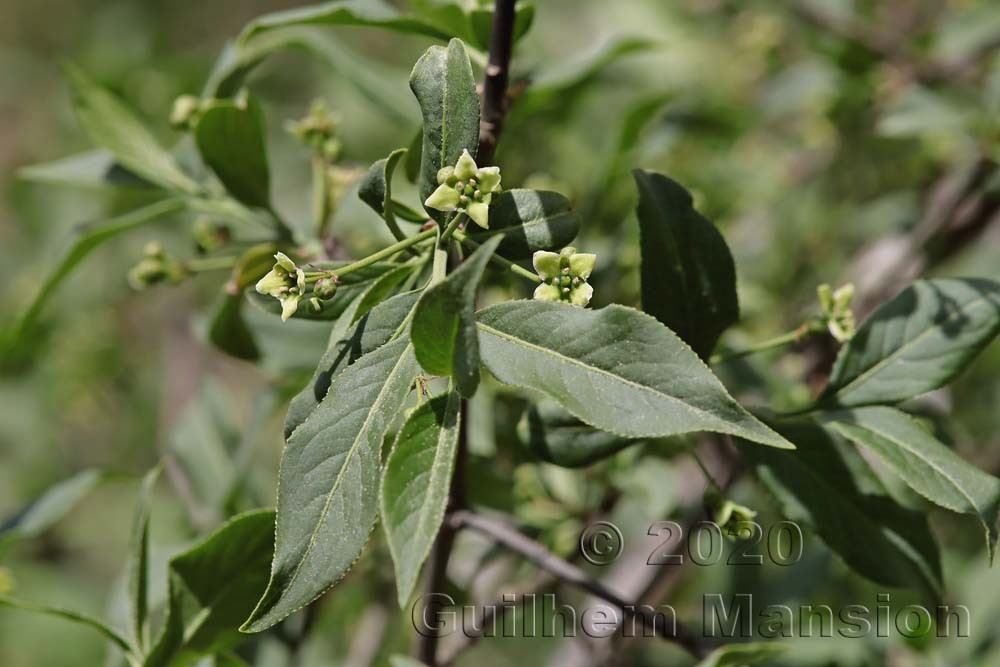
[476, 321, 719, 426]
[832, 293, 995, 398]
[277, 342, 413, 599]
[833, 415, 994, 517]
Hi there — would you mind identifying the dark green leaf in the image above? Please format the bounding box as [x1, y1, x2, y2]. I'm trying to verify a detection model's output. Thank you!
[747, 419, 942, 596]
[195, 97, 271, 209]
[476, 301, 791, 449]
[466, 190, 581, 259]
[405, 129, 423, 183]
[467, 3, 535, 50]
[209, 294, 261, 361]
[244, 336, 419, 631]
[381, 392, 461, 607]
[0, 595, 136, 659]
[146, 510, 275, 666]
[283, 290, 420, 438]
[633, 170, 739, 360]
[352, 264, 417, 323]
[821, 406, 1000, 561]
[410, 39, 481, 220]
[359, 149, 415, 245]
[518, 400, 635, 468]
[822, 278, 1000, 407]
[64, 64, 197, 193]
[412, 236, 501, 397]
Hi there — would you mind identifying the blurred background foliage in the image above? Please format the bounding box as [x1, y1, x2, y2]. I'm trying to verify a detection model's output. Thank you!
[1, 0, 999, 665]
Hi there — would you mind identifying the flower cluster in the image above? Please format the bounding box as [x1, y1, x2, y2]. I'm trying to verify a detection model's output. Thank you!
[532, 247, 597, 307]
[255, 253, 307, 321]
[424, 149, 502, 229]
[287, 99, 342, 162]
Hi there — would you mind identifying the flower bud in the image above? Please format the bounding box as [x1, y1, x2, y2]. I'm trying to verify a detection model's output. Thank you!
[170, 95, 202, 130]
[314, 276, 339, 300]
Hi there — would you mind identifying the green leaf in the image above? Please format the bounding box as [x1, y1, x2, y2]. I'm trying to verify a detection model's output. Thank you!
[405, 129, 423, 183]
[518, 400, 635, 468]
[476, 301, 791, 449]
[822, 278, 1000, 407]
[518, 37, 657, 114]
[633, 170, 739, 360]
[467, 3, 535, 50]
[352, 264, 417, 323]
[18, 150, 153, 189]
[209, 294, 261, 361]
[128, 464, 162, 653]
[821, 406, 1000, 561]
[207, 243, 279, 362]
[412, 236, 501, 397]
[466, 190, 581, 259]
[359, 149, 416, 245]
[244, 336, 419, 631]
[0, 469, 107, 555]
[195, 97, 271, 209]
[746, 419, 942, 596]
[410, 38, 481, 220]
[237, 0, 452, 44]
[0, 595, 136, 659]
[694, 642, 789, 667]
[145, 510, 275, 667]
[284, 290, 420, 438]
[7, 199, 186, 346]
[64, 64, 198, 193]
[381, 392, 461, 608]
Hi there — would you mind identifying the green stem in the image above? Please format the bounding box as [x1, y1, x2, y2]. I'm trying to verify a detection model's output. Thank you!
[691, 450, 722, 492]
[710, 323, 811, 365]
[439, 212, 466, 244]
[184, 256, 237, 273]
[312, 155, 333, 241]
[454, 231, 541, 283]
[331, 228, 438, 279]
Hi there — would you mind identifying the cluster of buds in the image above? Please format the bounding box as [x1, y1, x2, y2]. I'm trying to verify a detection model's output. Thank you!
[812, 283, 856, 343]
[255, 253, 338, 321]
[425, 149, 502, 229]
[287, 100, 342, 162]
[128, 242, 187, 290]
[532, 247, 597, 307]
[169, 94, 205, 131]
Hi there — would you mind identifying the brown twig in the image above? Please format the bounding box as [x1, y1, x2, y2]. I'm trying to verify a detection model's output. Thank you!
[447, 510, 710, 659]
[478, 0, 518, 164]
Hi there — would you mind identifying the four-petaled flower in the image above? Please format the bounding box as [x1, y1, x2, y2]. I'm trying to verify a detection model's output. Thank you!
[256, 252, 306, 321]
[424, 149, 502, 229]
[532, 247, 597, 307]
[817, 283, 856, 343]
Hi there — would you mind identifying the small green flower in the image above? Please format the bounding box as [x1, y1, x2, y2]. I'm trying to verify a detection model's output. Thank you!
[816, 282, 856, 343]
[705, 489, 757, 540]
[255, 252, 306, 321]
[424, 149, 502, 229]
[532, 247, 596, 307]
